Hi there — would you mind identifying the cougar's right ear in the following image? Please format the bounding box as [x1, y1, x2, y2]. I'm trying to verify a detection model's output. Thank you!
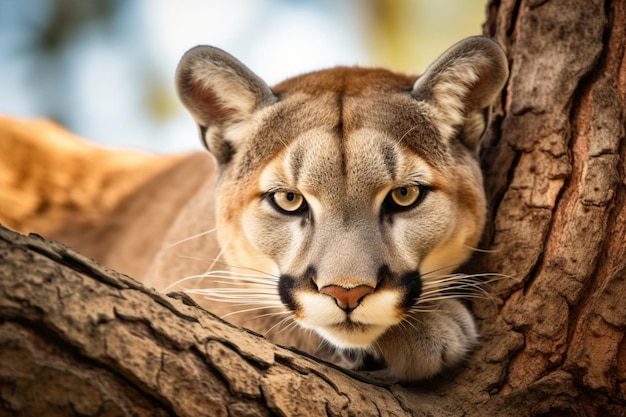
[176, 46, 277, 164]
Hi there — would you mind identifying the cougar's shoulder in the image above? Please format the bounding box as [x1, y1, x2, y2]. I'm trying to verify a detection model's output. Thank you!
[0, 116, 216, 278]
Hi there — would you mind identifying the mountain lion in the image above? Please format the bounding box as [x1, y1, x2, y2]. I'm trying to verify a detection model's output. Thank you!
[0, 36, 508, 383]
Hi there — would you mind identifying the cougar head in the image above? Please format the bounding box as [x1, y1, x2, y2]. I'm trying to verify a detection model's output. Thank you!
[175, 37, 508, 350]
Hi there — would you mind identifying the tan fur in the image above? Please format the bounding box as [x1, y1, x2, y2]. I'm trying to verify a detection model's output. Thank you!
[0, 37, 509, 383]
[0, 116, 214, 278]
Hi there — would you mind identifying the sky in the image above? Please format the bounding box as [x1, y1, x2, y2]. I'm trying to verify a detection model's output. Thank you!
[0, 0, 485, 153]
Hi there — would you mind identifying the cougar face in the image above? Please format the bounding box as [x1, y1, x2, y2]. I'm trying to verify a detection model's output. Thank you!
[176, 37, 508, 382]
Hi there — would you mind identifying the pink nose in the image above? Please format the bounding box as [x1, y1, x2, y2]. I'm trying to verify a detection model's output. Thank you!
[319, 285, 375, 311]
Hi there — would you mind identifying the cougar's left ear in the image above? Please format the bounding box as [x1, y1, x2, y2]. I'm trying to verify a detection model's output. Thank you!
[176, 46, 277, 164]
[412, 36, 509, 149]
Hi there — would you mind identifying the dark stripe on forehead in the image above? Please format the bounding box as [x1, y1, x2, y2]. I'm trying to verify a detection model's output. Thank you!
[379, 141, 397, 181]
[352, 95, 451, 169]
[336, 92, 348, 177]
[289, 145, 304, 184]
[235, 97, 318, 179]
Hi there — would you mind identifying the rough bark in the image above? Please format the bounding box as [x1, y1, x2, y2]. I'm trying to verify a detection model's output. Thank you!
[476, 0, 626, 414]
[0, 0, 625, 416]
[0, 226, 414, 417]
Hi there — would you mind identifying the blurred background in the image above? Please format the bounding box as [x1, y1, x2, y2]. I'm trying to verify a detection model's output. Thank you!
[0, 0, 485, 153]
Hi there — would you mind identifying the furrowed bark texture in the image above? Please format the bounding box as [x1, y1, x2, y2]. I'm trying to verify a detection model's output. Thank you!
[476, 0, 626, 415]
[0, 0, 625, 416]
[0, 227, 415, 417]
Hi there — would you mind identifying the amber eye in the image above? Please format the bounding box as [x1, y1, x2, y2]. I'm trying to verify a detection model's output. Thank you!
[391, 186, 421, 207]
[384, 185, 425, 212]
[269, 191, 307, 214]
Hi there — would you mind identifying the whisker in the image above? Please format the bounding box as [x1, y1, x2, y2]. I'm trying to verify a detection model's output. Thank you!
[165, 268, 280, 292]
[209, 282, 277, 290]
[200, 269, 279, 280]
[175, 255, 215, 262]
[192, 296, 280, 304]
[419, 262, 465, 278]
[400, 316, 422, 333]
[172, 264, 280, 280]
[420, 280, 509, 300]
[163, 273, 216, 292]
[198, 282, 276, 291]
[395, 125, 420, 145]
[255, 310, 292, 320]
[421, 272, 512, 286]
[408, 273, 514, 309]
[417, 292, 495, 303]
[197, 274, 279, 285]
[371, 339, 383, 358]
[221, 305, 287, 319]
[463, 244, 502, 253]
[421, 275, 471, 288]
[165, 229, 217, 249]
[186, 291, 280, 301]
[204, 259, 280, 279]
[207, 237, 230, 274]
[174, 258, 280, 279]
[417, 283, 508, 304]
[409, 307, 441, 314]
[266, 315, 297, 336]
[315, 331, 333, 354]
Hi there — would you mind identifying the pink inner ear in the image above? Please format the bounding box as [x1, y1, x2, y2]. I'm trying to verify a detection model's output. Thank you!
[190, 83, 237, 122]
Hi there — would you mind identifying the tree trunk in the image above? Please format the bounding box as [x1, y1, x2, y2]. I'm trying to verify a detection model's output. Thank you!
[1, 0, 625, 416]
[476, 0, 625, 415]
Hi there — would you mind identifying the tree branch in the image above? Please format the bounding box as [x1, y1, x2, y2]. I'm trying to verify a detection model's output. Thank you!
[0, 225, 416, 417]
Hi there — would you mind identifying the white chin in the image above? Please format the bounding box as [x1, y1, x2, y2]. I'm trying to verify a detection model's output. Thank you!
[315, 324, 388, 349]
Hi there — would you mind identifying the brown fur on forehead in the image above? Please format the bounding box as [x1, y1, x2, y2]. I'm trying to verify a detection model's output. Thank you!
[343, 94, 453, 168]
[233, 66, 460, 179]
[273, 66, 417, 96]
[276, 67, 456, 169]
[233, 92, 339, 179]
[232, 67, 413, 178]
